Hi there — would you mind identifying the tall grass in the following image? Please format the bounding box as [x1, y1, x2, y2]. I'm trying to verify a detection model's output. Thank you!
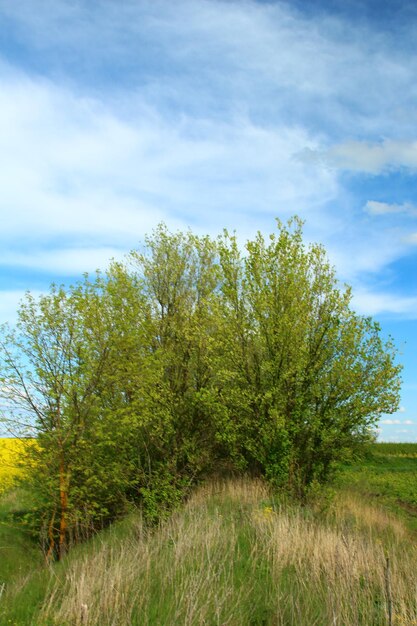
[30, 479, 417, 626]
[337, 442, 417, 532]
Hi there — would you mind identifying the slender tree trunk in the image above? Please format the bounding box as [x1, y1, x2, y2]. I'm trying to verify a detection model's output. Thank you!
[58, 452, 68, 560]
[45, 507, 56, 563]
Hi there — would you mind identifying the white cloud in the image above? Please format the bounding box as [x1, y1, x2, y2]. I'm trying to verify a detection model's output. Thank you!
[0, 70, 339, 272]
[0, 247, 125, 275]
[381, 416, 414, 427]
[364, 200, 417, 216]
[403, 233, 417, 245]
[308, 140, 417, 174]
[2, 0, 417, 139]
[399, 406, 406, 413]
[351, 289, 417, 317]
[0, 0, 416, 316]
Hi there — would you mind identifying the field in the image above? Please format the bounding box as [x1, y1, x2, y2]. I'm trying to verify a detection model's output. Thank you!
[337, 442, 417, 531]
[1, 441, 417, 625]
[0, 437, 34, 494]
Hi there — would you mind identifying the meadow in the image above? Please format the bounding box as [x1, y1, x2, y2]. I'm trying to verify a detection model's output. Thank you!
[336, 442, 417, 531]
[1, 440, 417, 625]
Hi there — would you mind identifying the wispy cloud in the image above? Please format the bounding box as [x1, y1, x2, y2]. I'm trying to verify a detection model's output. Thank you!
[1, 0, 417, 137]
[364, 200, 417, 216]
[381, 419, 414, 426]
[352, 290, 417, 318]
[311, 140, 417, 174]
[402, 233, 417, 245]
[0, 1, 417, 441]
[0, 0, 416, 323]
[0, 247, 126, 275]
[0, 69, 338, 263]
[380, 418, 414, 424]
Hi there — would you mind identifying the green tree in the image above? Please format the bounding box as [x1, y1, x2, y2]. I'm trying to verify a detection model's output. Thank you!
[0, 218, 402, 555]
[0, 285, 96, 558]
[128, 225, 223, 514]
[0, 270, 151, 557]
[215, 218, 401, 496]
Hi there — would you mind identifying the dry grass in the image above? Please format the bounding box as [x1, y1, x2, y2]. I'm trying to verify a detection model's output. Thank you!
[35, 478, 417, 626]
[254, 504, 416, 625]
[40, 480, 269, 625]
[332, 489, 408, 540]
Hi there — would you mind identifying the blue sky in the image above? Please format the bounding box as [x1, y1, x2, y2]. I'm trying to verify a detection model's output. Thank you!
[0, 0, 416, 441]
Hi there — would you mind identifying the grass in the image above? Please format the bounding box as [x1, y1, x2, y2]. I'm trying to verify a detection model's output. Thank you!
[0, 489, 43, 584]
[372, 443, 417, 457]
[0, 439, 42, 590]
[337, 442, 417, 531]
[0, 439, 45, 625]
[1, 478, 416, 626]
[1, 443, 417, 625]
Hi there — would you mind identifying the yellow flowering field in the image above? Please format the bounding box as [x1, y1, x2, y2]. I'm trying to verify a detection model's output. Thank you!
[0, 438, 35, 494]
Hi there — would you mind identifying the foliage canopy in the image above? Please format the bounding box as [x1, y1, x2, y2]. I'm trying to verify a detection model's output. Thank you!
[0, 218, 401, 556]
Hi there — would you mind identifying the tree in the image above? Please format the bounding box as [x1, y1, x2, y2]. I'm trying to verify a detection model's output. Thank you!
[127, 225, 223, 513]
[214, 218, 401, 496]
[0, 270, 151, 558]
[0, 285, 95, 558]
[0, 218, 402, 555]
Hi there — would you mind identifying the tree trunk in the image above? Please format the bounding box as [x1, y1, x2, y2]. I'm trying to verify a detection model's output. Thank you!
[58, 453, 68, 560]
[45, 507, 56, 563]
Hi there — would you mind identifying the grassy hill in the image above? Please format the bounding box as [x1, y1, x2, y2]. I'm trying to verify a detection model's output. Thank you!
[1, 443, 417, 625]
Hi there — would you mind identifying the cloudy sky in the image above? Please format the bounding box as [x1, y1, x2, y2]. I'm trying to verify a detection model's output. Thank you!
[1, 0, 416, 440]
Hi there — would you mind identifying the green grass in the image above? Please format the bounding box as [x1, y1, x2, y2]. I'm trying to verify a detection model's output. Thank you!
[2, 478, 415, 626]
[0, 502, 144, 626]
[0, 489, 46, 626]
[2, 445, 417, 625]
[0, 488, 43, 584]
[337, 442, 417, 531]
[0, 481, 279, 625]
[372, 442, 417, 457]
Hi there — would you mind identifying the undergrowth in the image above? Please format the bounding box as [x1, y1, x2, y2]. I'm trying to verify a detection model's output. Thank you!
[2, 478, 416, 626]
